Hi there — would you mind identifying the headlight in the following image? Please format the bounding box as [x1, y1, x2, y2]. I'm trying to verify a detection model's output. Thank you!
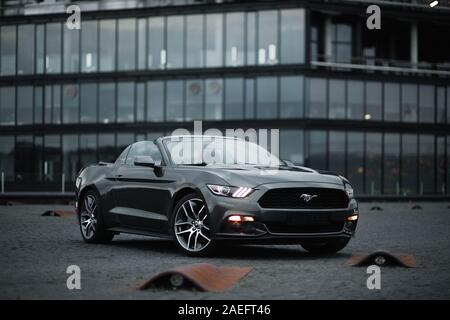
[207, 184, 254, 198]
[344, 183, 354, 198]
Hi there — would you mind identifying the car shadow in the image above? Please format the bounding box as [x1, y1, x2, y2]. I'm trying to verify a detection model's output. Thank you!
[110, 237, 351, 261]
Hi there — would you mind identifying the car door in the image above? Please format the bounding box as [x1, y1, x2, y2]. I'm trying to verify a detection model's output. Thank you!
[111, 141, 173, 234]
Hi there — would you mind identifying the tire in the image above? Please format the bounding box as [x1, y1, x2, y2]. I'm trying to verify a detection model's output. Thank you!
[170, 194, 215, 257]
[300, 237, 350, 254]
[79, 190, 114, 244]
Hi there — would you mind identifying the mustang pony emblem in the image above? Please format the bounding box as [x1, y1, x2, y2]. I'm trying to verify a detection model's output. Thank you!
[300, 194, 318, 202]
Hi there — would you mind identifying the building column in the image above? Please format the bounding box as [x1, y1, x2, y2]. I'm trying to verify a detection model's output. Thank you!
[410, 21, 418, 67]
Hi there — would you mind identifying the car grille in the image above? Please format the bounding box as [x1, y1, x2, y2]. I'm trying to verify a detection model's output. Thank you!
[258, 187, 348, 209]
[264, 221, 344, 234]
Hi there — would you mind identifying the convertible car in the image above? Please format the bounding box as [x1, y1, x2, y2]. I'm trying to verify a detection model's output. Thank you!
[75, 135, 358, 256]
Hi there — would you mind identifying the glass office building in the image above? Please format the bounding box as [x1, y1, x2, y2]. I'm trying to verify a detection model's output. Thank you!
[0, 0, 449, 197]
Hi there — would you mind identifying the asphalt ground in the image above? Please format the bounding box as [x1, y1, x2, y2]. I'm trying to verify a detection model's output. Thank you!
[0, 202, 449, 299]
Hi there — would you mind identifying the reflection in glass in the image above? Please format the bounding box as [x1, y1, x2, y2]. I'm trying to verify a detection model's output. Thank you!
[62, 84, 79, 124]
[166, 80, 184, 121]
[280, 76, 303, 118]
[147, 81, 164, 122]
[0, 136, 15, 181]
[419, 85, 435, 123]
[62, 135, 79, 183]
[118, 19, 136, 71]
[167, 16, 184, 69]
[52, 85, 61, 124]
[347, 132, 364, 192]
[401, 84, 418, 122]
[226, 13, 244, 67]
[245, 79, 255, 119]
[384, 82, 400, 122]
[0, 26, 16, 75]
[383, 133, 400, 194]
[186, 15, 204, 68]
[17, 86, 33, 125]
[46, 23, 62, 73]
[308, 130, 327, 170]
[206, 14, 223, 67]
[148, 17, 165, 69]
[63, 27, 79, 73]
[401, 134, 417, 195]
[257, 77, 277, 119]
[99, 83, 116, 124]
[205, 79, 223, 120]
[225, 78, 244, 120]
[99, 20, 116, 72]
[246, 12, 256, 66]
[347, 80, 364, 120]
[0, 87, 16, 125]
[136, 83, 145, 122]
[329, 79, 346, 119]
[258, 11, 278, 65]
[280, 130, 304, 165]
[36, 25, 45, 74]
[17, 25, 35, 75]
[280, 9, 304, 64]
[34, 87, 43, 124]
[365, 81, 382, 121]
[419, 135, 435, 194]
[328, 131, 345, 176]
[117, 82, 135, 123]
[80, 83, 97, 123]
[138, 19, 147, 70]
[186, 80, 203, 120]
[306, 78, 326, 118]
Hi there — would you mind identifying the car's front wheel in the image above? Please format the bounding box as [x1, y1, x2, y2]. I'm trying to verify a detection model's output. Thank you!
[171, 194, 215, 256]
[79, 190, 114, 244]
[300, 238, 350, 254]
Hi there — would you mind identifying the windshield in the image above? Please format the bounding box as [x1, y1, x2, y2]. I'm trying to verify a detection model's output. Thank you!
[163, 136, 282, 166]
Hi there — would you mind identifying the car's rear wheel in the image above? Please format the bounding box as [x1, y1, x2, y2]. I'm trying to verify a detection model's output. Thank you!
[79, 190, 114, 244]
[171, 194, 215, 256]
[300, 238, 350, 254]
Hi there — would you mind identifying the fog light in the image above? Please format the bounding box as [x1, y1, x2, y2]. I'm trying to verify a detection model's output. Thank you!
[228, 215, 254, 222]
[347, 214, 358, 222]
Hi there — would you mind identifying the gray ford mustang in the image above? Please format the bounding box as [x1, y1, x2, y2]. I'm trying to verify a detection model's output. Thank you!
[75, 135, 359, 256]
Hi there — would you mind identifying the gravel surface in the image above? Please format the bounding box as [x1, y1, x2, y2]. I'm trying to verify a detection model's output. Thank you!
[0, 202, 449, 299]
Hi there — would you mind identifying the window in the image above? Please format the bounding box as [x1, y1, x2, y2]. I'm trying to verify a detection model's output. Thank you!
[365, 81, 382, 121]
[205, 79, 223, 120]
[137, 19, 146, 70]
[436, 137, 445, 194]
[306, 78, 327, 118]
[80, 83, 97, 123]
[402, 84, 418, 122]
[46, 23, 62, 73]
[419, 135, 435, 194]
[365, 133, 382, 195]
[437, 87, 446, 124]
[17, 24, 35, 75]
[36, 25, 45, 74]
[15, 136, 34, 184]
[167, 16, 184, 69]
[166, 80, 184, 121]
[419, 85, 435, 123]
[117, 82, 135, 123]
[329, 79, 346, 119]
[52, 85, 61, 124]
[98, 134, 116, 163]
[258, 11, 278, 65]
[280, 130, 304, 165]
[17, 86, 33, 125]
[0, 136, 14, 182]
[225, 13, 244, 67]
[43, 135, 61, 183]
[0, 26, 16, 76]
[125, 141, 162, 165]
[206, 14, 223, 67]
[332, 22, 352, 63]
[62, 84, 79, 124]
[148, 17, 165, 69]
[136, 83, 145, 122]
[80, 134, 97, 167]
[257, 77, 278, 119]
[116, 145, 130, 165]
[307, 130, 327, 170]
[99, 20, 116, 72]
[401, 134, 418, 195]
[245, 79, 255, 119]
[34, 86, 43, 124]
[280, 9, 305, 64]
[328, 131, 345, 176]
[186, 80, 203, 121]
[447, 136, 450, 195]
[147, 81, 164, 122]
[280, 76, 303, 118]
[186, 15, 204, 68]
[383, 133, 400, 194]
[347, 80, 364, 120]
[0, 87, 15, 125]
[246, 12, 256, 66]
[384, 82, 400, 122]
[63, 27, 80, 73]
[347, 132, 364, 193]
[225, 78, 244, 120]
[99, 83, 116, 124]
[118, 19, 136, 71]
[62, 135, 79, 183]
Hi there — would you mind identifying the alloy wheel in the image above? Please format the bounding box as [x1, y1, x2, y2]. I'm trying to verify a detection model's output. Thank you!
[80, 194, 97, 240]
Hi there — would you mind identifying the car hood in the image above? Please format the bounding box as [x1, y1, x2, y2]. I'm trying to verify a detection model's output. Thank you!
[183, 164, 345, 188]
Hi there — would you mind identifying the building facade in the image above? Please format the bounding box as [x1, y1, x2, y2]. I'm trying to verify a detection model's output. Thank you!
[0, 0, 449, 197]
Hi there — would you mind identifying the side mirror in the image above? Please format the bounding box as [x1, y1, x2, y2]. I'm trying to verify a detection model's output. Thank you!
[134, 155, 155, 168]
